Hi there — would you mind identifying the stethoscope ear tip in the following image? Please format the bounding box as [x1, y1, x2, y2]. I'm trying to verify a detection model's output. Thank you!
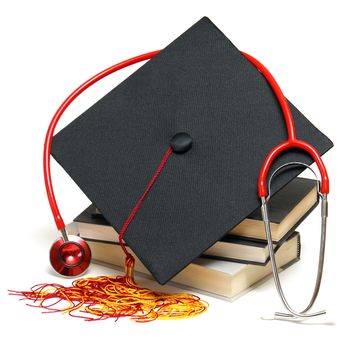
[49, 235, 91, 277]
[260, 310, 329, 322]
[260, 313, 276, 321]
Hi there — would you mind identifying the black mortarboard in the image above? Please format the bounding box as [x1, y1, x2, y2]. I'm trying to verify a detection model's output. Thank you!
[51, 17, 333, 284]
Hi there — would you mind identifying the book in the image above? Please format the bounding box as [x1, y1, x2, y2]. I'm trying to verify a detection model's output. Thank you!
[74, 177, 316, 264]
[229, 177, 318, 241]
[202, 234, 279, 265]
[75, 231, 300, 299]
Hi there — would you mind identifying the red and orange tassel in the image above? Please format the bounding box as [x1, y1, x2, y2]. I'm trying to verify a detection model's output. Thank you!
[10, 147, 208, 322]
[9, 254, 208, 322]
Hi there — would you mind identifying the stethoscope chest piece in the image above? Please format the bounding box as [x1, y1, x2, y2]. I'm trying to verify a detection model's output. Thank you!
[50, 234, 91, 277]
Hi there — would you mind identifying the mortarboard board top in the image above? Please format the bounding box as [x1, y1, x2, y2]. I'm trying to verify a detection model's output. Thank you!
[51, 17, 333, 284]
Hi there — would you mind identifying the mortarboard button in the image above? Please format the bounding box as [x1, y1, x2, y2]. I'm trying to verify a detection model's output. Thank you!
[170, 132, 193, 154]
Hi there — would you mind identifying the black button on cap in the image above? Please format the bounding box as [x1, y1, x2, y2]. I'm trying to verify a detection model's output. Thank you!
[170, 132, 193, 154]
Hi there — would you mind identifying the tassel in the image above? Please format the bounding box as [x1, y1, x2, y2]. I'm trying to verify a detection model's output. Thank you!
[9, 254, 208, 322]
[10, 147, 208, 321]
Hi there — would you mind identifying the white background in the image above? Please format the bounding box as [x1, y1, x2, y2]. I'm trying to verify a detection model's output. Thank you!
[1, 0, 349, 348]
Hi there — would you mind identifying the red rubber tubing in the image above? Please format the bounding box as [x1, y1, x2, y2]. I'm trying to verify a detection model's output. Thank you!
[241, 52, 329, 197]
[44, 49, 329, 231]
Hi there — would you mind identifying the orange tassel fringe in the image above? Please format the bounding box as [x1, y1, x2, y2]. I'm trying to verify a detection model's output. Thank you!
[9, 255, 208, 322]
[10, 147, 208, 322]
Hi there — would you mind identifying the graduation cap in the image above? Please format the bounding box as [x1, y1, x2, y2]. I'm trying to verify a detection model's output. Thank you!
[51, 17, 332, 285]
[11, 17, 333, 323]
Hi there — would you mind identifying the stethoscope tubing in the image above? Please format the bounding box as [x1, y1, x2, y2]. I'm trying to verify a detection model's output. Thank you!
[44, 49, 329, 320]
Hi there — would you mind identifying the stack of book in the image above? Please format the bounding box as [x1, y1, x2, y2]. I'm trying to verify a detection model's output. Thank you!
[71, 177, 318, 299]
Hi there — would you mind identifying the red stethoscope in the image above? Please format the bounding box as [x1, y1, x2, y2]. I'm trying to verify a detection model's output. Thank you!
[44, 50, 329, 320]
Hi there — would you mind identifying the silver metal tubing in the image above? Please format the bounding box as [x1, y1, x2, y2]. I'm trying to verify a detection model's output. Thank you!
[266, 162, 321, 201]
[261, 162, 328, 320]
[60, 227, 69, 242]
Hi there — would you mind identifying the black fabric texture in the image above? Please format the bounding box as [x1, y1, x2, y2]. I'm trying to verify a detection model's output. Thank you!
[51, 17, 333, 284]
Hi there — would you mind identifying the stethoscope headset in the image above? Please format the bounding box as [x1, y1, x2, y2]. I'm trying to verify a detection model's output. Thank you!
[45, 50, 329, 320]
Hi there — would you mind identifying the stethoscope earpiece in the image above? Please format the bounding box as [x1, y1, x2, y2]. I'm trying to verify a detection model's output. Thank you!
[260, 162, 328, 320]
[50, 230, 91, 277]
